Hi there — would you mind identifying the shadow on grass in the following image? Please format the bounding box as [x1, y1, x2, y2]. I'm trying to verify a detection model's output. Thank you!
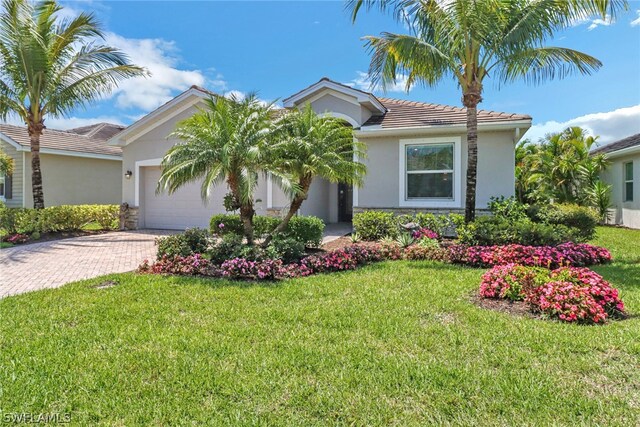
[592, 261, 640, 289]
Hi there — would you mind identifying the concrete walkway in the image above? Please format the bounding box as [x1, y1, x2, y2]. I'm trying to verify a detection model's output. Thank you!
[322, 222, 352, 244]
[0, 230, 170, 298]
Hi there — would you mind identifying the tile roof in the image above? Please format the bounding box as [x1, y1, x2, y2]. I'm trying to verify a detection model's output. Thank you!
[67, 123, 125, 140]
[363, 97, 531, 128]
[0, 123, 122, 157]
[591, 133, 640, 155]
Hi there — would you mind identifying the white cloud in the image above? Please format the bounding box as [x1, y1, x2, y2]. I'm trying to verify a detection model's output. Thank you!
[571, 13, 613, 31]
[348, 71, 412, 93]
[523, 105, 640, 146]
[631, 10, 640, 27]
[103, 32, 207, 111]
[2, 114, 125, 130]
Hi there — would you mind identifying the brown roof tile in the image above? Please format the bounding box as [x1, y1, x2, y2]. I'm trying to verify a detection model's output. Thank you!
[0, 123, 122, 157]
[591, 133, 640, 155]
[67, 123, 125, 140]
[364, 97, 531, 128]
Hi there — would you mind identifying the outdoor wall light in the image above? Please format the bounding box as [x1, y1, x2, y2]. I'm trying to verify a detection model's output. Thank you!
[124, 170, 133, 180]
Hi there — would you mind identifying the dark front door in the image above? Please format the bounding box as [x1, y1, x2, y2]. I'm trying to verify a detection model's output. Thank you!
[338, 183, 353, 222]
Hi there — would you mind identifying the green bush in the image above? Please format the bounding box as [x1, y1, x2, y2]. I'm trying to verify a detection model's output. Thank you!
[0, 204, 119, 235]
[457, 216, 580, 246]
[353, 211, 397, 241]
[156, 228, 210, 258]
[210, 214, 323, 247]
[267, 236, 306, 263]
[488, 196, 528, 221]
[530, 204, 598, 241]
[283, 216, 324, 248]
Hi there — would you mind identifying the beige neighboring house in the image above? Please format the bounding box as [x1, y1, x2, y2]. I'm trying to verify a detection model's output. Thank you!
[0, 123, 123, 208]
[108, 77, 531, 230]
[593, 133, 640, 229]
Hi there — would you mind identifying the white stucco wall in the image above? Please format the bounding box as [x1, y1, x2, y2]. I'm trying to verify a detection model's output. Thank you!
[357, 130, 517, 210]
[600, 152, 640, 228]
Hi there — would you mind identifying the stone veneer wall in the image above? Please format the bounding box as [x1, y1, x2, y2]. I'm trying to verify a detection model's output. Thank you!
[353, 207, 491, 216]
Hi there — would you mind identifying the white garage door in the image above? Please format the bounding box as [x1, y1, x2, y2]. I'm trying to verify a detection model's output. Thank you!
[142, 166, 226, 230]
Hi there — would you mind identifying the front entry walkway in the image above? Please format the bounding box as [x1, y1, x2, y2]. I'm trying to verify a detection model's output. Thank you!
[322, 222, 352, 244]
[0, 230, 170, 298]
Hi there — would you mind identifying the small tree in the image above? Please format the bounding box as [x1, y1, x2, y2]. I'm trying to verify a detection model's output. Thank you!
[264, 105, 366, 245]
[0, 0, 145, 208]
[0, 149, 13, 176]
[158, 94, 273, 244]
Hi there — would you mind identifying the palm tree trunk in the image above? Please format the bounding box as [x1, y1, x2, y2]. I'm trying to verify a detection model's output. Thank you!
[261, 178, 311, 247]
[462, 85, 482, 223]
[28, 119, 45, 209]
[227, 173, 255, 244]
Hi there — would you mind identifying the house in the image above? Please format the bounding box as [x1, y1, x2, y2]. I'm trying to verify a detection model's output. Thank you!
[0, 123, 123, 208]
[108, 78, 531, 230]
[593, 133, 640, 229]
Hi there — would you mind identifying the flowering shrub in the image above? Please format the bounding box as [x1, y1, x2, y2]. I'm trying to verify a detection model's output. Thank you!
[6, 233, 29, 244]
[450, 242, 611, 268]
[220, 258, 283, 280]
[548, 267, 625, 318]
[411, 227, 439, 240]
[138, 254, 211, 276]
[302, 250, 358, 273]
[478, 264, 625, 324]
[479, 264, 548, 300]
[526, 281, 609, 323]
[378, 241, 404, 260]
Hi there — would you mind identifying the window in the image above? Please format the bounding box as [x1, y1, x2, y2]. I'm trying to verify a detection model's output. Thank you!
[405, 143, 454, 199]
[624, 161, 634, 202]
[0, 174, 4, 201]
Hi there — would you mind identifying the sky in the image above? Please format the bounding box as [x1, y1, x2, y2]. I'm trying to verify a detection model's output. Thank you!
[4, 0, 640, 146]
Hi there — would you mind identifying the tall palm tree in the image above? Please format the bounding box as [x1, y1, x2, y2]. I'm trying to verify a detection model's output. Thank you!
[347, 0, 626, 222]
[264, 104, 367, 245]
[158, 94, 273, 245]
[0, 0, 145, 208]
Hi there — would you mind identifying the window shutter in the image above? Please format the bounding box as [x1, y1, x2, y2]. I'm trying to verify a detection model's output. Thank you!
[5, 174, 12, 199]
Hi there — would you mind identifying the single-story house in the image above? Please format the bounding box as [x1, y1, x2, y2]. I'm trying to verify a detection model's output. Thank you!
[593, 133, 640, 229]
[108, 77, 531, 230]
[0, 123, 123, 208]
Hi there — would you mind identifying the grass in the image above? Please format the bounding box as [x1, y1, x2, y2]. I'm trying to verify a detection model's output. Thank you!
[0, 241, 13, 248]
[0, 227, 638, 425]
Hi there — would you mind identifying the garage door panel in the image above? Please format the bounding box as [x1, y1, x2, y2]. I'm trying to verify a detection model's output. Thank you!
[143, 166, 226, 229]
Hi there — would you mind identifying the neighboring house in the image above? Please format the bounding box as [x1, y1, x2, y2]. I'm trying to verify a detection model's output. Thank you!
[109, 77, 531, 230]
[593, 133, 640, 229]
[0, 123, 123, 208]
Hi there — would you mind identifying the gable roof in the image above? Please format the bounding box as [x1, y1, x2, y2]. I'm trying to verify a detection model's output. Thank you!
[363, 97, 532, 129]
[591, 133, 640, 157]
[283, 77, 387, 115]
[0, 123, 122, 159]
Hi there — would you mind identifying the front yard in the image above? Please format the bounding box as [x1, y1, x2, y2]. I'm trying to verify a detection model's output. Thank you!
[0, 227, 638, 425]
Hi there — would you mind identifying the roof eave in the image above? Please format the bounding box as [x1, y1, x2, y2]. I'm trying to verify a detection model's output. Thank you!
[355, 119, 532, 137]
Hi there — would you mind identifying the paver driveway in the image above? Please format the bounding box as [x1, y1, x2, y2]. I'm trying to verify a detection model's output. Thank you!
[0, 230, 172, 298]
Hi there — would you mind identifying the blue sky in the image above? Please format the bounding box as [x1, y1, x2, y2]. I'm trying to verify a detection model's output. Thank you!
[12, 1, 640, 144]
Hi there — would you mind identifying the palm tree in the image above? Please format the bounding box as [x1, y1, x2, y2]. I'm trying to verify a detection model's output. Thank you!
[0, 0, 145, 208]
[264, 104, 367, 245]
[526, 126, 609, 204]
[0, 149, 13, 176]
[158, 94, 273, 245]
[347, 0, 626, 222]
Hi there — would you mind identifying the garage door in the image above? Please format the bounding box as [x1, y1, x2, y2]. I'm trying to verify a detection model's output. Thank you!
[142, 166, 226, 229]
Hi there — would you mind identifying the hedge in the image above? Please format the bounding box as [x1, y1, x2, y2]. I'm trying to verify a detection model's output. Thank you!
[210, 214, 324, 247]
[0, 204, 119, 235]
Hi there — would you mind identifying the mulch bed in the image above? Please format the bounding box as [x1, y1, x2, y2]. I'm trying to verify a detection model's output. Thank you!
[470, 293, 541, 319]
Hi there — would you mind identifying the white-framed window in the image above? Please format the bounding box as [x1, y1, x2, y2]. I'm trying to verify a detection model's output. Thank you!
[0, 174, 5, 201]
[624, 161, 634, 202]
[399, 137, 462, 208]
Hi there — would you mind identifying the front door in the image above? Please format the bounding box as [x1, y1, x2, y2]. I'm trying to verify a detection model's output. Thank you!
[338, 183, 353, 222]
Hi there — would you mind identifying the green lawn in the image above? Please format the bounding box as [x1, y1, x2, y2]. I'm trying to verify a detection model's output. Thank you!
[1, 227, 639, 425]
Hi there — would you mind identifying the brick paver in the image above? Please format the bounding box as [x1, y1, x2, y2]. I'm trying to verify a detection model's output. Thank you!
[0, 230, 172, 298]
